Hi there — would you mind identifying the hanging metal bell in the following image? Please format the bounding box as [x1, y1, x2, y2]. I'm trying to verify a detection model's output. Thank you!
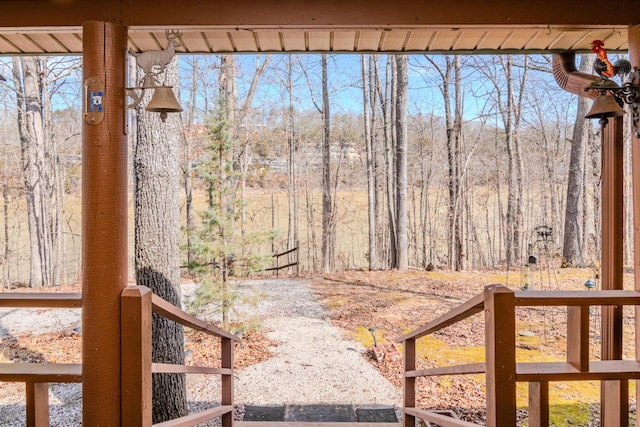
[146, 86, 183, 122]
[585, 93, 625, 119]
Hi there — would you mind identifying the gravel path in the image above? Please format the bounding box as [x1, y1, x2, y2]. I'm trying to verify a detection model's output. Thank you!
[0, 278, 401, 426]
[0, 307, 81, 338]
[233, 278, 401, 406]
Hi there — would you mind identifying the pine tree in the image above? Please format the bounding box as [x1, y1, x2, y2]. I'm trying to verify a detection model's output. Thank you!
[189, 101, 274, 326]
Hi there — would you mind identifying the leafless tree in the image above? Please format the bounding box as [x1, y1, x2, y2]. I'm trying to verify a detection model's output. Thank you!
[362, 55, 378, 270]
[9, 57, 77, 286]
[394, 55, 409, 271]
[562, 54, 594, 267]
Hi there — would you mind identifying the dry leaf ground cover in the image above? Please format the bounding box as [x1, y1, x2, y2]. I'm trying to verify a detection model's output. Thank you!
[311, 269, 638, 426]
[1, 269, 638, 426]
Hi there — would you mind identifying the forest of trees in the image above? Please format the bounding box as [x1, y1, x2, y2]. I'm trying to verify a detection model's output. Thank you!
[0, 51, 635, 288]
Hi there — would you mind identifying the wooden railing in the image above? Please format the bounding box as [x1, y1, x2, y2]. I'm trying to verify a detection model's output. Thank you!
[0, 293, 83, 427]
[397, 284, 640, 427]
[0, 288, 239, 427]
[121, 285, 241, 427]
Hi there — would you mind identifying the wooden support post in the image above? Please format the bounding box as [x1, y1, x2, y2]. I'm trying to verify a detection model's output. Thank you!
[221, 337, 234, 427]
[26, 382, 49, 427]
[630, 23, 640, 427]
[567, 306, 590, 371]
[121, 286, 153, 426]
[403, 338, 416, 427]
[600, 113, 626, 427]
[528, 381, 549, 427]
[82, 21, 128, 426]
[484, 285, 516, 427]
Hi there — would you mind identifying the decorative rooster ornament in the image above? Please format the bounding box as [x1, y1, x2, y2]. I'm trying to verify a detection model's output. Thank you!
[591, 40, 632, 80]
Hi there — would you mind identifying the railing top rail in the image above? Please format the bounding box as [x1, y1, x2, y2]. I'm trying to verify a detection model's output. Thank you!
[397, 286, 640, 343]
[405, 408, 481, 427]
[150, 292, 240, 342]
[514, 289, 640, 306]
[0, 293, 82, 308]
[0, 362, 82, 383]
[397, 291, 485, 342]
[152, 405, 233, 427]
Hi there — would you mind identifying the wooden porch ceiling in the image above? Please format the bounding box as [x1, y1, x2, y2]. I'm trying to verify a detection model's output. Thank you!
[0, 26, 630, 55]
[0, 0, 637, 55]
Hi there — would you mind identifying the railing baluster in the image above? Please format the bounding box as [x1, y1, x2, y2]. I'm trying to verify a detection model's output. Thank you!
[567, 306, 590, 371]
[403, 338, 416, 427]
[121, 286, 153, 427]
[484, 285, 516, 427]
[221, 337, 234, 427]
[528, 381, 549, 427]
[26, 382, 49, 427]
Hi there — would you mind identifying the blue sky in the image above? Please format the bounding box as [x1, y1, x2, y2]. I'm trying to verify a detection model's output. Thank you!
[197, 53, 579, 126]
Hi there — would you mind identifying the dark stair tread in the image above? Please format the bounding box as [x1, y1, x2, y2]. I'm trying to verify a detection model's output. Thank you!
[244, 405, 287, 421]
[286, 404, 356, 422]
[242, 404, 398, 423]
[356, 408, 398, 423]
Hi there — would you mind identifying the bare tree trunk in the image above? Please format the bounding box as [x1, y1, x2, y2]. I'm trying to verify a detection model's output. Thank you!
[425, 55, 464, 270]
[2, 161, 8, 289]
[370, 56, 382, 268]
[41, 65, 64, 284]
[232, 56, 270, 263]
[183, 57, 199, 274]
[418, 115, 435, 268]
[582, 136, 590, 262]
[132, 56, 187, 423]
[562, 55, 593, 267]
[493, 55, 527, 270]
[321, 54, 336, 273]
[362, 55, 378, 271]
[11, 57, 63, 287]
[287, 56, 298, 266]
[588, 125, 601, 262]
[394, 55, 409, 271]
[379, 57, 397, 268]
[443, 57, 457, 270]
[452, 56, 464, 270]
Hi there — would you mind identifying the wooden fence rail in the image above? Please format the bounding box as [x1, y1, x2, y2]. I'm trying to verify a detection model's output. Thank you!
[397, 285, 640, 427]
[262, 246, 298, 276]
